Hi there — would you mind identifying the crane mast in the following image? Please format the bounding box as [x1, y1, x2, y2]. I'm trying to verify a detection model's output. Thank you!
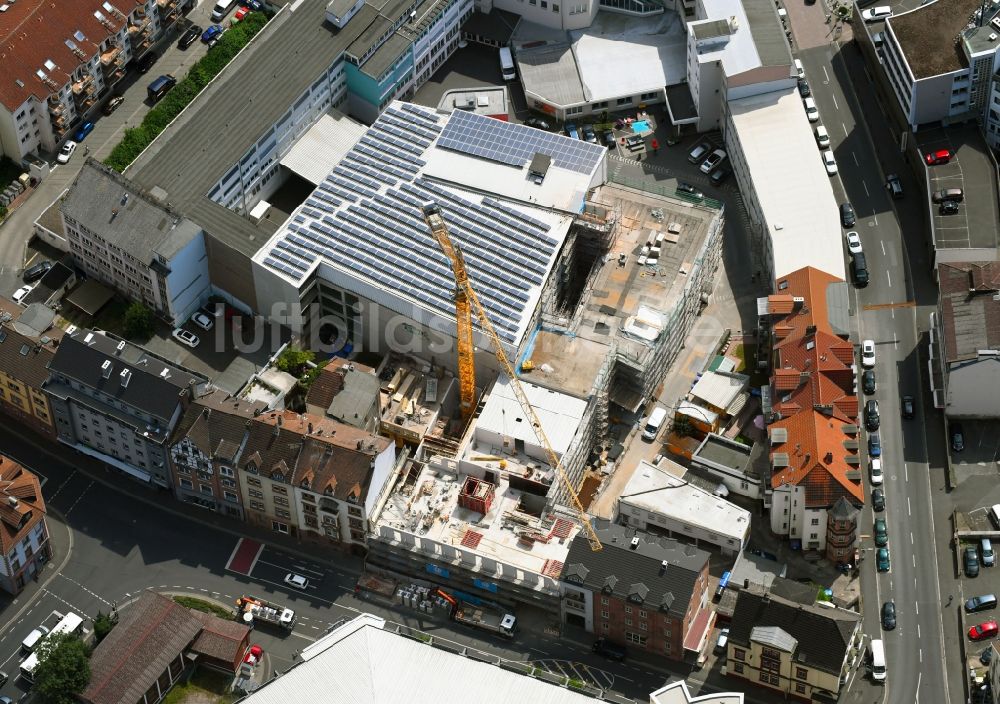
[421, 203, 603, 551]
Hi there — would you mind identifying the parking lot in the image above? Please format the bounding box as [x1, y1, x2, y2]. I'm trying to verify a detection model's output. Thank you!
[950, 420, 1000, 479]
[412, 43, 528, 119]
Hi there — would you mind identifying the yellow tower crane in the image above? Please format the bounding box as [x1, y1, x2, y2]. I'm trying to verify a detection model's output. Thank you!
[421, 203, 603, 552]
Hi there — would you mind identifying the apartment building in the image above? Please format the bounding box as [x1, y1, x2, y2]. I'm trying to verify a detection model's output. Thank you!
[560, 521, 712, 661]
[303, 357, 380, 432]
[0, 0, 185, 163]
[0, 308, 60, 438]
[725, 587, 862, 701]
[60, 161, 210, 325]
[0, 457, 50, 595]
[44, 329, 208, 488]
[168, 391, 266, 519]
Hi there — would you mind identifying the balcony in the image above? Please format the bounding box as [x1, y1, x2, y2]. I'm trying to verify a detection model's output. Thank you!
[72, 75, 94, 96]
[319, 498, 339, 515]
[100, 45, 123, 67]
[51, 111, 66, 128]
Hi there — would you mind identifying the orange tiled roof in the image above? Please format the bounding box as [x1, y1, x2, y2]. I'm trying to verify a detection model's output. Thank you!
[767, 294, 796, 315]
[769, 410, 863, 506]
[772, 267, 843, 340]
[0, 0, 131, 111]
[0, 457, 45, 553]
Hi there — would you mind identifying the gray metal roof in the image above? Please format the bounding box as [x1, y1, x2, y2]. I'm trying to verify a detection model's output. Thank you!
[62, 160, 201, 266]
[741, 0, 792, 67]
[47, 329, 207, 423]
[560, 520, 709, 620]
[750, 625, 797, 652]
[127, 0, 382, 258]
[516, 42, 587, 106]
[360, 31, 411, 79]
[257, 102, 569, 345]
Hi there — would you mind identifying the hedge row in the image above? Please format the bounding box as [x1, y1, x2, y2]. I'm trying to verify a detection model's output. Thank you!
[103, 11, 270, 172]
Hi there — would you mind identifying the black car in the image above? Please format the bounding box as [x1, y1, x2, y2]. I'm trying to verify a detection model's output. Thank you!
[940, 200, 960, 215]
[102, 95, 124, 116]
[872, 487, 885, 512]
[952, 423, 965, 452]
[840, 202, 856, 228]
[886, 173, 904, 199]
[523, 117, 550, 130]
[581, 124, 598, 143]
[677, 182, 704, 201]
[135, 51, 158, 74]
[22, 260, 52, 283]
[862, 369, 876, 395]
[966, 546, 980, 577]
[593, 637, 626, 661]
[864, 400, 880, 431]
[982, 648, 993, 666]
[797, 78, 811, 97]
[966, 594, 998, 613]
[881, 601, 896, 630]
[710, 167, 731, 186]
[603, 130, 616, 147]
[901, 395, 915, 419]
[178, 25, 202, 50]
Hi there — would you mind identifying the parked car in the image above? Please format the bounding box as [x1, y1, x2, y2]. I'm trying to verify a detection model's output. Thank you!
[699, 149, 727, 174]
[886, 173, 903, 199]
[876, 547, 890, 572]
[23, 260, 52, 283]
[709, 167, 731, 186]
[12, 285, 32, 304]
[901, 395, 915, 419]
[862, 369, 876, 395]
[868, 432, 881, 458]
[102, 95, 125, 116]
[56, 141, 77, 164]
[523, 117, 550, 130]
[688, 141, 712, 164]
[932, 188, 964, 203]
[840, 202, 856, 228]
[714, 627, 730, 654]
[202, 24, 224, 43]
[969, 620, 998, 641]
[233, 6, 251, 21]
[797, 78, 811, 97]
[874, 518, 888, 547]
[865, 400, 880, 431]
[803, 97, 819, 122]
[846, 231, 863, 255]
[171, 328, 200, 348]
[982, 648, 993, 666]
[74, 122, 94, 142]
[966, 546, 981, 578]
[191, 312, 214, 331]
[870, 458, 883, 486]
[861, 339, 876, 368]
[966, 594, 998, 613]
[239, 0, 264, 9]
[951, 423, 965, 452]
[593, 637, 626, 661]
[677, 182, 704, 201]
[178, 25, 202, 49]
[861, 6, 892, 21]
[581, 124, 598, 143]
[822, 150, 838, 175]
[135, 51, 158, 74]
[940, 200, 959, 215]
[872, 487, 885, 512]
[925, 148, 952, 165]
[881, 601, 896, 630]
[284, 573, 309, 590]
[602, 130, 616, 147]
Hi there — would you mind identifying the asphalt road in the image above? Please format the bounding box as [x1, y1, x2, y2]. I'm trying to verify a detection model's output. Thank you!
[798, 37, 948, 704]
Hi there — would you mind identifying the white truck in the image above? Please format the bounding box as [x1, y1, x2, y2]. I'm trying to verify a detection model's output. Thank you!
[236, 596, 296, 631]
[435, 588, 516, 638]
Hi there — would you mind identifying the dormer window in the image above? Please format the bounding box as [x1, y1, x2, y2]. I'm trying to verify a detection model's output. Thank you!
[245, 462, 258, 474]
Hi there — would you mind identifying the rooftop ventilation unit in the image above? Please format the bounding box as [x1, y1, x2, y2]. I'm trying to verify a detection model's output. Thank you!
[101, 359, 113, 379]
[630, 537, 640, 549]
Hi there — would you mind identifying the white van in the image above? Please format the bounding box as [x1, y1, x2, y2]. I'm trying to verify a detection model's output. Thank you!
[991, 504, 1000, 529]
[499, 47, 516, 81]
[870, 638, 886, 682]
[794, 58, 804, 79]
[211, 0, 237, 21]
[642, 406, 668, 441]
[22, 625, 49, 653]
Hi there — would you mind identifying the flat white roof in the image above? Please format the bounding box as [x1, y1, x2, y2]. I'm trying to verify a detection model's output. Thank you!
[279, 112, 369, 186]
[651, 681, 744, 704]
[619, 460, 751, 543]
[476, 374, 588, 457]
[690, 371, 748, 410]
[692, 0, 760, 77]
[250, 613, 606, 703]
[728, 89, 846, 281]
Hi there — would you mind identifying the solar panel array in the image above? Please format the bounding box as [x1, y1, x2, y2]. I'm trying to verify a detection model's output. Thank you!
[259, 102, 564, 345]
[437, 109, 607, 175]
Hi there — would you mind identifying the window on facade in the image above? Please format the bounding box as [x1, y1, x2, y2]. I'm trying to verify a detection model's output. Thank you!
[601, 597, 609, 605]
[249, 500, 265, 511]
[734, 648, 746, 661]
[247, 476, 262, 487]
[811, 518, 819, 525]
[249, 489, 264, 499]
[224, 491, 239, 503]
[624, 632, 646, 646]
[200, 485, 214, 497]
[617, 97, 632, 105]
[639, 621, 647, 631]
[601, 610, 609, 618]
[733, 663, 744, 674]
[625, 618, 632, 625]
[271, 521, 289, 534]
[179, 479, 193, 489]
[795, 683, 806, 694]
[275, 509, 291, 519]
[795, 667, 807, 679]
[602, 622, 609, 631]
[759, 672, 779, 686]
[624, 606, 631, 614]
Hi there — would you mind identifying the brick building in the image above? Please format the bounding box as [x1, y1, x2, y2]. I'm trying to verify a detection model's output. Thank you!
[559, 521, 712, 661]
[0, 457, 50, 594]
[0, 309, 60, 438]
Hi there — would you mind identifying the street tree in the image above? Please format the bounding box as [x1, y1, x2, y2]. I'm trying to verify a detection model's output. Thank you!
[33, 631, 91, 704]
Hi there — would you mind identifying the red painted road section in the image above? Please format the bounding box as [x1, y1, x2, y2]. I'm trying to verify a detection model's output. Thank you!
[226, 538, 263, 575]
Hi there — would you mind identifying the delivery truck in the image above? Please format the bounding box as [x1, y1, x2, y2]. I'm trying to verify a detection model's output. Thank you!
[435, 588, 516, 638]
[236, 596, 296, 630]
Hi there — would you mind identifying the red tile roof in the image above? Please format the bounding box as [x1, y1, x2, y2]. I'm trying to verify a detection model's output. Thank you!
[0, 0, 131, 111]
[769, 410, 863, 506]
[0, 457, 45, 554]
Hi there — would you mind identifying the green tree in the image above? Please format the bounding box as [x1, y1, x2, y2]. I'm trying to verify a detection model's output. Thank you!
[672, 415, 693, 438]
[276, 346, 315, 377]
[33, 632, 90, 704]
[93, 611, 116, 643]
[122, 301, 154, 339]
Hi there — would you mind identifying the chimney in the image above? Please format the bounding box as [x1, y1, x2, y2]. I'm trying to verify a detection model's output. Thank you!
[101, 359, 113, 379]
[825, 451, 833, 464]
[630, 536, 640, 549]
[7, 496, 17, 508]
[115, 340, 126, 355]
[356, 439, 363, 450]
[274, 415, 282, 436]
[806, 325, 817, 335]
[120, 369, 131, 388]
[308, 422, 313, 434]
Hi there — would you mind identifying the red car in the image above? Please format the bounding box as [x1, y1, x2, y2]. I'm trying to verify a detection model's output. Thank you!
[244, 644, 263, 665]
[969, 621, 998, 641]
[233, 6, 250, 21]
[925, 149, 952, 166]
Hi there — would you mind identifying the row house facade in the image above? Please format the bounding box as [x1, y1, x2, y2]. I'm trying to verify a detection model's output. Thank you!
[0, 307, 60, 438]
[0, 457, 51, 595]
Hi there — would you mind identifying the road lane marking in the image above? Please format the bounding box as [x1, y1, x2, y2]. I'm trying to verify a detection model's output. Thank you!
[915, 601, 919, 615]
[886, 270, 891, 286]
[911, 532, 914, 544]
[842, 122, 848, 136]
[881, 240, 886, 255]
[833, 94, 839, 110]
[905, 464, 909, 481]
[852, 151, 858, 166]
[823, 66, 830, 81]
[64, 479, 93, 517]
[863, 181, 870, 196]
[863, 301, 914, 311]
[908, 497, 911, 515]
